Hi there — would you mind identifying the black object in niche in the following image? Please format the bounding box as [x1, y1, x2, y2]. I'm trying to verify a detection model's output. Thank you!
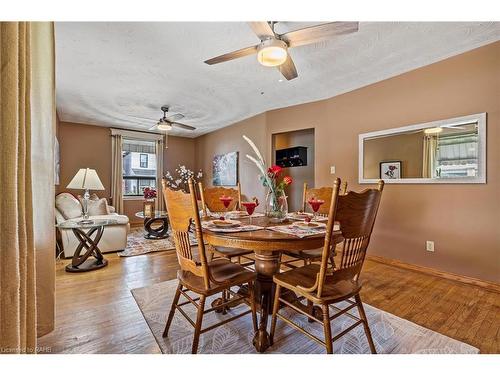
[275, 146, 308, 168]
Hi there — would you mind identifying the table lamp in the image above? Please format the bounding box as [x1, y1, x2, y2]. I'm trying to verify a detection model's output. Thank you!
[67, 168, 105, 224]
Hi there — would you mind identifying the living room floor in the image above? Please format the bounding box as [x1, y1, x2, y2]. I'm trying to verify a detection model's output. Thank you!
[38, 246, 500, 354]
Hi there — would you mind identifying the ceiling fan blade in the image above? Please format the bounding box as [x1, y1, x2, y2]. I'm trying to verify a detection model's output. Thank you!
[172, 122, 196, 131]
[204, 45, 258, 65]
[165, 113, 184, 122]
[278, 53, 298, 81]
[280, 22, 359, 48]
[248, 21, 276, 40]
[148, 124, 159, 131]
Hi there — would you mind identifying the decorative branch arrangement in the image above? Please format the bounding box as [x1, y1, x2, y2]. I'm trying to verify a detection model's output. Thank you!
[164, 165, 203, 193]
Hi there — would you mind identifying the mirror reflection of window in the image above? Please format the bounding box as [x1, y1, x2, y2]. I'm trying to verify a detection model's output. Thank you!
[435, 124, 479, 178]
[360, 113, 484, 183]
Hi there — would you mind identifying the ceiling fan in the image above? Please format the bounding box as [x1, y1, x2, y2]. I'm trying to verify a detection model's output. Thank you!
[148, 106, 196, 132]
[204, 21, 359, 81]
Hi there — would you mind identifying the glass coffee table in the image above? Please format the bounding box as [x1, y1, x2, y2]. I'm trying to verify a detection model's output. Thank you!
[56, 219, 118, 272]
[135, 211, 169, 239]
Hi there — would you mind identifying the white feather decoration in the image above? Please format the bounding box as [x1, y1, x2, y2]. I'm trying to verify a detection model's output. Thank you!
[243, 135, 265, 165]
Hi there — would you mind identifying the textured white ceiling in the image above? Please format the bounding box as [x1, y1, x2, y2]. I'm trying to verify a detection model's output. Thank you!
[55, 22, 500, 137]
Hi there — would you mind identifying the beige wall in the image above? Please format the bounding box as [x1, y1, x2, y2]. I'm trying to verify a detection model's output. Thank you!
[195, 114, 268, 204]
[195, 42, 500, 283]
[57, 121, 196, 223]
[272, 129, 315, 211]
[363, 132, 424, 179]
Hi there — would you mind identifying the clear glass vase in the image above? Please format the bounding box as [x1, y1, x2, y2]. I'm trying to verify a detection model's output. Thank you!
[265, 189, 288, 222]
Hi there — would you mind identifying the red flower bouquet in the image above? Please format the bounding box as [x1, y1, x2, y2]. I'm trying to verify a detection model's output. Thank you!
[143, 187, 157, 200]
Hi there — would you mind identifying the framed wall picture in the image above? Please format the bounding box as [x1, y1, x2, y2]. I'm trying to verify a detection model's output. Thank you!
[213, 151, 239, 186]
[380, 161, 402, 179]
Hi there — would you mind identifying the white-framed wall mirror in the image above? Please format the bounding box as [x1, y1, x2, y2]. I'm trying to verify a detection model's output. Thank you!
[359, 113, 486, 184]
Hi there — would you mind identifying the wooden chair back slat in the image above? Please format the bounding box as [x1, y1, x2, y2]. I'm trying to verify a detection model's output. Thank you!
[334, 181, 384, 284]
[314, 179, 384, 297]
[198, 182, 241, 214]
[163, 178, 210, 289]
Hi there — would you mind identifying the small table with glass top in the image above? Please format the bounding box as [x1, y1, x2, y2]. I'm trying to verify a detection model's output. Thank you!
[135, 211, 169, 239]
[56, 219, 118, 273]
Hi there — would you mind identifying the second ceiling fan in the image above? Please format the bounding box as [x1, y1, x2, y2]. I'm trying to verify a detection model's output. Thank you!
[148, 106, 196, 132]
[204, 21, 359, 81]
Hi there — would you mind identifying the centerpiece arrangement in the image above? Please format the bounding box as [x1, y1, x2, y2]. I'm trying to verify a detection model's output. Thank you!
[143, 187, 157, 217]
[243, 135, 293, 222]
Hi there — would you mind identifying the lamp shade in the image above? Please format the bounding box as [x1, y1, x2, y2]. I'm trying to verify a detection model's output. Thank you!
[67, 168, 105, 190]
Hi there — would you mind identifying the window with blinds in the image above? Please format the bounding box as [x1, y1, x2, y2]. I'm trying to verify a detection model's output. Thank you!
[436, 124, 479, 178]
[122, 139, 157, 196]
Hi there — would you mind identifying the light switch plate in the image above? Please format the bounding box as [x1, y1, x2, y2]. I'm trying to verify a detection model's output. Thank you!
[426, 241, 435, 252]
[330, 166, 336, 175]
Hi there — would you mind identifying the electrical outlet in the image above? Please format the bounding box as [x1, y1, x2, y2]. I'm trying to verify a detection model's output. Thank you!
[330, 166, 336, 174]
[426, 241, 435, 252]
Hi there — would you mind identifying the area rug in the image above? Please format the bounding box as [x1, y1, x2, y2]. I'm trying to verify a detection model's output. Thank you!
[118, 227, 197, 257]
[131, 279, 479, 354]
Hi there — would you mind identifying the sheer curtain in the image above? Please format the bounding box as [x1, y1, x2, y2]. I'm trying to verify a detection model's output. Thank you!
[156, 138, 165, 212]
[111, 134, 124, 214]
[0, 21, 56, 353]
[422, 135, 438, 178]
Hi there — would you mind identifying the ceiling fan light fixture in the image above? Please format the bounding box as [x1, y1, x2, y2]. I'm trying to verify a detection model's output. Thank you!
[257, 39, 288, 67]
[157, 123, 172, 131]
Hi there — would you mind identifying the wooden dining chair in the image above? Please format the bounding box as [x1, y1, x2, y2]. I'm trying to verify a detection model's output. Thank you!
[198, 181, 254, 267]
[162, 178, 258, 354]
[199, 182, 241, 215]
[302, 182, 332, 216]
[281, 181, 348, 269]
[270, 178, 384, 354]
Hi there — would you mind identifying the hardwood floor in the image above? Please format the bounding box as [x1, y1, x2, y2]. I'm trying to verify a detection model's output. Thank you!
[38, 250, 500, 354]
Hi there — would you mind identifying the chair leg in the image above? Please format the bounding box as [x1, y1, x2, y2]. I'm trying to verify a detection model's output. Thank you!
[355, 293, 376, 354]
[307, 299, 314, 322]
[329, 255, 336, 270]
[248, 281, 258, 333]
[269, 284, 282, 345]
[192, 295, 206, 354]
[322, 304, 333, 354]
[221, 288, 228, 315]
[163, 282, 182, 337]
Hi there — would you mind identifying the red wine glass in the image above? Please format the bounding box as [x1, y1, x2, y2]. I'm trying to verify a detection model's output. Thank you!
[307, 198, 324, 221]
[241, 201, 257, 224]
[219, 196, 233, 219]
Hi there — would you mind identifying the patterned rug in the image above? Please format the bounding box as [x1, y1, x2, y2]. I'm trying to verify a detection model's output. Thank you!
[131, 279, 479, 354]
[118, 227, 197, 257]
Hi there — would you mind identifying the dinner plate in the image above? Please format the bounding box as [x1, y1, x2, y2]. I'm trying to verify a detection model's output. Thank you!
[289, 212, 313, 220]
[227, 211, 249, 218]
[293, 221, 326, 229]
[210, 219, 241, 228]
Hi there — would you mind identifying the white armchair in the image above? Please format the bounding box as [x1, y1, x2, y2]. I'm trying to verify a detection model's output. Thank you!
[55, 193, 130, 258]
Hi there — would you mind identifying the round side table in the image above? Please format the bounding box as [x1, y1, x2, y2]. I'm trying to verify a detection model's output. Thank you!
[57, 219, 118, 273]
[135, 211, 169, 239]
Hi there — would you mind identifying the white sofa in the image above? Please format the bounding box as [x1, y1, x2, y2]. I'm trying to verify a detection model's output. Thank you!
[55, 192, 130, 258]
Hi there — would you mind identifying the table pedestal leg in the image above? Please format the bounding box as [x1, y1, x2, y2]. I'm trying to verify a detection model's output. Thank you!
[143, 217, 169, 239]
[252, 250, 281, 353]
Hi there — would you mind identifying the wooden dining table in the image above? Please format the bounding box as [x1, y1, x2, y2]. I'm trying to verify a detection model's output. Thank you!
[202, 215, 342, 353]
